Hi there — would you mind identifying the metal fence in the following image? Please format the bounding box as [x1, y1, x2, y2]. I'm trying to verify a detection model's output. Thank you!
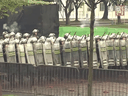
[0, 63, 128, 96]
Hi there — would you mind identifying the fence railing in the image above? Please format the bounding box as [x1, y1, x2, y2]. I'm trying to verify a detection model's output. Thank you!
[0, 63, 128, 96]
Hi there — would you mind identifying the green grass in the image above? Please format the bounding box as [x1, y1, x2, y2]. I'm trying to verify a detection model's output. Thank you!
[59, 25, 128, 37]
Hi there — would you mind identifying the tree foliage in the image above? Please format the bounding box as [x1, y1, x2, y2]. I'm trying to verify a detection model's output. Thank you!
[0, 0, 55, 19]
[73, 0, 83, 8]
[109, 0, 127, 5]
[0, 0, 29, 19]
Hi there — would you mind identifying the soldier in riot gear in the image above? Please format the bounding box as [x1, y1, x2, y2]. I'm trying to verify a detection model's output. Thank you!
[106, 33, 117, 68]
[2, 31, 8, 39]
[21, 33, 30, 44]
[31, 29, 39, 39]
[9, 32, 15, 44]
[119, 33, 127, 69]
[78, 35, 88, 68]
[15, 33, 22, 44]
[43, 37, 54, 65]
[94, 35, 102, 67]
[59, 37, 65, 66]
[71, 35, 80, 67]
[3, 34, 10, 62]
[15, 33, 23, 63]
[52, 37, 62, 66]
[87, 36, 99, 69]
[63, 36, 72, 67]
[48, 33, 56, 44]
[4, 34, 10, 44]
[4, 32, 17, 63]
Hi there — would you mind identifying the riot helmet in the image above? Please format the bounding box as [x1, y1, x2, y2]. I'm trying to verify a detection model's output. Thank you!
[67, 36, 72, 41]
[86, 36, 90, 41]
[23, 33, 30, 39]
[94, 35, 101, 41]
[64, 33, 71, 39]
[9, 32, 15, 38]
[32, 29, 39, 35]
[102, 35, 108, 40]
[16, 32, 22, 36]
[2, 31, 8, 39]
[60, 37, 65, 45]
[38, 36, 46, 43]
[49, 33, 55, 37]
[15, 33, 22, 39]
[4, 34, 10, 39]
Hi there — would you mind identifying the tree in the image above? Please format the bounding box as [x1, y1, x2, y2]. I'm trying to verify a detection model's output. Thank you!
[109, 0, 127, 24]
[83, 0, 103, 96]
[0, 0, 29, 19]
[59, 0, 74, 25]
[73, 0, 84, 21]
[101, 0, 111, 19]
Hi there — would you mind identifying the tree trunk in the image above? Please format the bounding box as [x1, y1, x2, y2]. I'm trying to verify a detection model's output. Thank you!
[117, 16, 121, 24]
[75, 7, 79, 21]
[102, 1, 108, 19]
[65, 9, 70, 25]
[88, 2, 95, 96]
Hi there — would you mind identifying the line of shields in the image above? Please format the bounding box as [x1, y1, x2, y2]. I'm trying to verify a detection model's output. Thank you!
[0, 32, 128, 69]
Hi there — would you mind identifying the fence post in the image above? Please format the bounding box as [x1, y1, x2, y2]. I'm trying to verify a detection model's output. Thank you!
[0, 81, 2, 96]
[0, 72, 7, 96]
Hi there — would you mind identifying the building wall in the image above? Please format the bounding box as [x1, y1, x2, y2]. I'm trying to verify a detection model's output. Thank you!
[58, 1, 128, 20]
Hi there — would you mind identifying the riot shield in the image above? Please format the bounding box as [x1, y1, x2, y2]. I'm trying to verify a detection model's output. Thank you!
[126, 38, 128, 67]
[33, 42, 45, 66]
[106, 40, 115, 67]
[98, 41, 108, 69]
[88, 40, 99, 69]
[9, 38, 16, 44]
[63, 40, 72, 67]
[120, 39, 127, 66]
[17, 44, 26, 63]
[114, 39, 120, 66]
[25, 43, 36, 66]
[43, 41, 53, 65]
[79, 40, 88, 68]
[0, 44, 4, 62]
[6, 44, 16, 63]
[71, 40, 80, 67]
[52, 41, 61, 66]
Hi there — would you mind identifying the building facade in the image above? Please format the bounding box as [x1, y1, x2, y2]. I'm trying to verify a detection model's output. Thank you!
[58, 1, 128, 20]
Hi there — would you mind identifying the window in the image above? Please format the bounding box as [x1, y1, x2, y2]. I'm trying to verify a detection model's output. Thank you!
[100, 2, 105, 11]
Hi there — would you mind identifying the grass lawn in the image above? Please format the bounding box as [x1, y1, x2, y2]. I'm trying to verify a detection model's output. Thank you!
[59, 24, 128, 37]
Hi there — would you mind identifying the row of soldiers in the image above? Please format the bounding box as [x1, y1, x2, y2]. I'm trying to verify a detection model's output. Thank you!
[0, 29, 128, 69]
